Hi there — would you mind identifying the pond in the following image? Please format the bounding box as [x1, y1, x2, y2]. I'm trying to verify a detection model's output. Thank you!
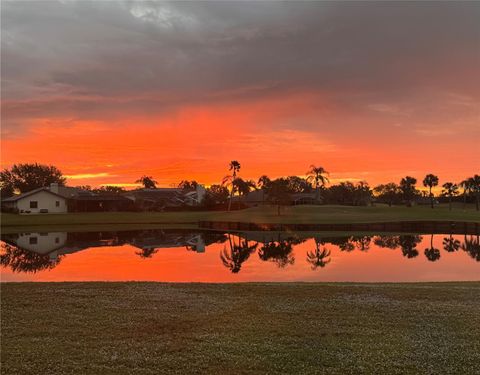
[1, 229, 479, 282]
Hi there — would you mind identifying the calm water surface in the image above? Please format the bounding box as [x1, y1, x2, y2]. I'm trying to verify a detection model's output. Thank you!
[1, 229, 479, 282]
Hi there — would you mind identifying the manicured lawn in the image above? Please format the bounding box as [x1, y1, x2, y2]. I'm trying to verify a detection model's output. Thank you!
[1, 282, 479, 374]
[1, 204, 479, 233]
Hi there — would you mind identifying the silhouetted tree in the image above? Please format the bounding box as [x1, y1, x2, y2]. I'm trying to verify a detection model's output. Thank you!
[399, 235, 421, 258]
[0, 163, 66, 196]
[257, 175, 271, 190]
[461, 235, 480, 261]
[93, 186, 126, 194]
[400, 176, 418, 206]
[442, 182, 459, 211]
[424, 234, 440, 262]
[135, 247, 159, 258]
[306, 238, 331, 270]
[442, 235, 460, 252]
[373, 183, 401, 207]
[135, 175, 157, 189]
[178, 180, 198, 190]
[351, 235, 371, 251]
[423, 174, 439, 209]
[373, 235, 400, 249]
[265, 178, 292, 216]
[306, 165, 329, 203]
[0, 243, 63, 273]
[223, 160, 241, 211]
[220, 234, 257, 273]
[459, 178, 473, 209]
[203, 184, 229, 207]
[469, 175, 480, 211]
[258, 240, 295, 268]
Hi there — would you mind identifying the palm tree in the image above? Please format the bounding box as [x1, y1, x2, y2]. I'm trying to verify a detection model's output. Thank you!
[306, 238, 331, 270]
[135, 175, 157, 189]
[223, 161, 241, 211]
[422, 174, 439, 209]
[470, 175, 480, 211]
[442, 182, 459, 211]
[257, 175, 271, 189]
[306, 165, 329, 203]
[442, 235, 460, 252]
[460, 178, 473, 210]
[424, 234, 440, 262]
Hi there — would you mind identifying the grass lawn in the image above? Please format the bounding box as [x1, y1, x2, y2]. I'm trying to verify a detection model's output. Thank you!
[1, 204, 479, 233]
[1, 282, 479, 374]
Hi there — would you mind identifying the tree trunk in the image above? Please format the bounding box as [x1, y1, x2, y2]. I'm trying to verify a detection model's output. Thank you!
[429, 187, 433, 209]
[227, 188, 233, 211]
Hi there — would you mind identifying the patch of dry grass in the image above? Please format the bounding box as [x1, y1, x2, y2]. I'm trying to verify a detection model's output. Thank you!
[2, 282, 480, 374]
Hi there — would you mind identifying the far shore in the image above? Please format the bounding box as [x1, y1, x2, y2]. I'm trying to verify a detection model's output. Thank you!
[1, 204, 479, 234]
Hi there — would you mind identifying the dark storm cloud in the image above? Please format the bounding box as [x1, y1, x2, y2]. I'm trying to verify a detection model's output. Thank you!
[2, 1, 479, 133]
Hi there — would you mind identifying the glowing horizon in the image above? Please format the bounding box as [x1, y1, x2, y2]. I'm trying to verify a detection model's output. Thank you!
[2, 2, 479, 187]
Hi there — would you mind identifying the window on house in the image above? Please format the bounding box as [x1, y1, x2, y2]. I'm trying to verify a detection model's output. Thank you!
[55, 237, 60, 244]
[29, 237, 38, 245]
[56, 201, 60, 207]
[30, 201, 38, 208]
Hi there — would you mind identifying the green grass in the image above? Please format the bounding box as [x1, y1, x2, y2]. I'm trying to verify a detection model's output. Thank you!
[1, 282, 479, 374]
[1, 204, 479, 233]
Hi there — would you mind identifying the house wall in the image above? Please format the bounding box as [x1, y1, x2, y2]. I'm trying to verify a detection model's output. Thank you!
[16, 190, 67, 214]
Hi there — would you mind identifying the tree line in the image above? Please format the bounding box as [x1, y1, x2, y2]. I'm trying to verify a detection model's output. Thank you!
[1, 162, 479, 211]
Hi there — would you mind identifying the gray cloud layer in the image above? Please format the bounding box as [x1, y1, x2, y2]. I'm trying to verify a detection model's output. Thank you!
[2, 1, 479, 135]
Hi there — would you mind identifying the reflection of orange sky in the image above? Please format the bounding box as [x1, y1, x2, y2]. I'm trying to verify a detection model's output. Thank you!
[1, 235, 478, 282]
[2, 93, 478, 188]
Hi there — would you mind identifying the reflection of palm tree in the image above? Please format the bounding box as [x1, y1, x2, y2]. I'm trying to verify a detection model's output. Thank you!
[306, 238, 331, 270]
[461, 235, 480, 262]
[220, 234, 258, 273]
[442, 235, 460, 252]
[399, 235, 421, 258]
[0, 243, 62, 273]
[258, 240, 295, 268]
[424, 234, 440, 262]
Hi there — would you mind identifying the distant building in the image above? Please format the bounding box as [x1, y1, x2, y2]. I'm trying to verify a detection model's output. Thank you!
[124, 185, 206, 211]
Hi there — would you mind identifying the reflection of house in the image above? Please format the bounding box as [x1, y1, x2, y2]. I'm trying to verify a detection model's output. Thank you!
[130, 233, 206, 253]
[124, 185, 206, 210]
[12, 232, 68, 256]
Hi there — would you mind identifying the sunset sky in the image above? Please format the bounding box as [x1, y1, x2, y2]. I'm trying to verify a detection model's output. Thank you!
[1, 1, 479, 189]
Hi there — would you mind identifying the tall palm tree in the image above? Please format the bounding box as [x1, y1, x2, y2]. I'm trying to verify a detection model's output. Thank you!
[470, 175, 480, 211]
[306, 238, 331, 270]
[424, 234, 440, 262]
[422, 174, 439, 209]
[224, 160, 241, 211]
[306, 165, 329, 203]
[459, 178, 472, 210]
[442, 182, 459, 211]
[461, 235, 480, 262]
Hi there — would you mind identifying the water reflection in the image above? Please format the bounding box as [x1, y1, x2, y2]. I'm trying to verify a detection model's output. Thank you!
[1, 230, 479, 281]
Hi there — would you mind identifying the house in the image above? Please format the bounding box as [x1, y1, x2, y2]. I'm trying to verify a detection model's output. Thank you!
[124, 185, 206, 211]
[2, 187, 68, 214]
[1, 183, 134, 214]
